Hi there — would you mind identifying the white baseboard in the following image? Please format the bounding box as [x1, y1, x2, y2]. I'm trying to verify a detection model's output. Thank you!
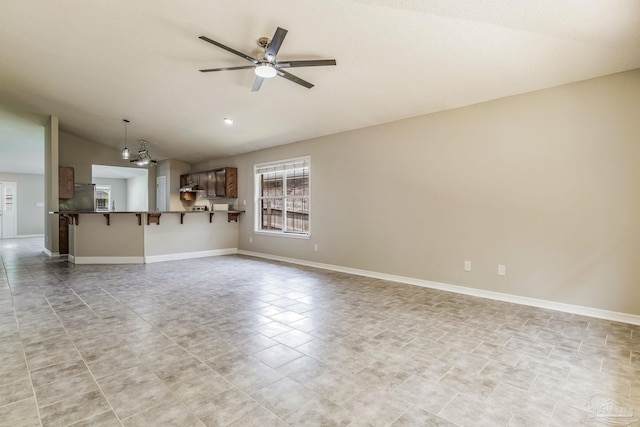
[15, 234, 44, 239]
[145, 248, 238, 264]
[67, 249, 238, 265]
[43, 248, 60, 258]
[238, 250, 640, 326]
[72, 256, 145, 265]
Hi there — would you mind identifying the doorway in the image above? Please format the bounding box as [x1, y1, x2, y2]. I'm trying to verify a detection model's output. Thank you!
[0, 182, 17, 239]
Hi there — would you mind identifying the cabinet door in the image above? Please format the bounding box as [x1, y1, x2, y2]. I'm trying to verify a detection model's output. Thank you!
[206, 172, 217, 197]
[59, 217, 69, 254]
[59, 166, 74, 199]
[180, 174, 189, 188]
[214, 169, 226, 197]
[225, 168, 238, 198]
[198, 172, 208, 194]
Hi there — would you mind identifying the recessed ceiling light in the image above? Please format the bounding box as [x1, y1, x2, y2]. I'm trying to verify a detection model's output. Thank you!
[224, 118, 234, 125]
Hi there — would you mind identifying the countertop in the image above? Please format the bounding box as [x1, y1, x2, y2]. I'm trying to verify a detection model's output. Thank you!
[51, 210, 245, 214]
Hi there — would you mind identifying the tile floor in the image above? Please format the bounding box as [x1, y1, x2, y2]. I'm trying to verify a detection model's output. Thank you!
[1, 237, 639, 426]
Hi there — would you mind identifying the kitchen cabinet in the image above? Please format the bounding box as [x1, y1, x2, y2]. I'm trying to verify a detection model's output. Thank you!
[180, 174, 189, 189]
[59, 217, 69, 254]
[59, 166, 74, 199]
[198, 171, 208, 195]
[208, 167, 237, 198]
[179, 174, 201, 201]
[180, 167, 237, 200]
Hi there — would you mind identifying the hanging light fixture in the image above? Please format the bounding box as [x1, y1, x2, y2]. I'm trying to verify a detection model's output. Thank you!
[121, 119, 130, 160]
[130, 140, 157, 166]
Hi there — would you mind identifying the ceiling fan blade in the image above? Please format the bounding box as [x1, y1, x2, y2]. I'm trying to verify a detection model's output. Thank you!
[251, 76, 264, 92]
[277, 59, 337, 69]
[199, 65, 256, 72]
[199, 36, 257, 63]
[265, 27, 288, 60]
[277, 69, 314, 89]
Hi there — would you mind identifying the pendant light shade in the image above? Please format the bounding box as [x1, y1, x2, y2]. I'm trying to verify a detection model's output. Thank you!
[121, 119, 130, 160]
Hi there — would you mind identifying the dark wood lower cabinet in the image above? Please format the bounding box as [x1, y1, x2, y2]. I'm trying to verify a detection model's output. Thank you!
[59, 217, 69, 255]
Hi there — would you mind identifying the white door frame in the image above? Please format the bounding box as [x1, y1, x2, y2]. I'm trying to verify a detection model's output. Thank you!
[156, 176, 167, 211]
[0, 182, 18, 239]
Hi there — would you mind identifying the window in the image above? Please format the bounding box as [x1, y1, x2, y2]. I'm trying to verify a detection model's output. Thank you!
[95, 185, 112, 212]
[255, 157, 310, 237]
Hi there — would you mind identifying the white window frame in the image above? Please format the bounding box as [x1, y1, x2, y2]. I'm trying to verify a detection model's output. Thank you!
[254, 156, 310, 238]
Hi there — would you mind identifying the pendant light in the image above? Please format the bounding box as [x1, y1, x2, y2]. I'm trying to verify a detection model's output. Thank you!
[130, 140, 157, 166]
[121, 119, 130, 160]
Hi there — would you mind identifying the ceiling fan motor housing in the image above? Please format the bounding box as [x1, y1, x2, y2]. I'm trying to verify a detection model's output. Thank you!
[258, 37, 270, 49]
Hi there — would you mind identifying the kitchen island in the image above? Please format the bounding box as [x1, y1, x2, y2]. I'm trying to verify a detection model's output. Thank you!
[54, 210, 244, 264]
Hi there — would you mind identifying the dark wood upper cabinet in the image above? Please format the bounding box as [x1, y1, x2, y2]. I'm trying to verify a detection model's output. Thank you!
[180, 167, 237, 199]
[59, 166, 74, 199]
[222, 167, 237, 198]
[198, 172, 208, 195]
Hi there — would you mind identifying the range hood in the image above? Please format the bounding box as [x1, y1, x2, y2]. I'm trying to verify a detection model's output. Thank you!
[180, 183, 201, 192]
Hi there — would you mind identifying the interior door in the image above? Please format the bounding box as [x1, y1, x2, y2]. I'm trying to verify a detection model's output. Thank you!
[0, 182, 17, 239]
[156, 176, 167, 211]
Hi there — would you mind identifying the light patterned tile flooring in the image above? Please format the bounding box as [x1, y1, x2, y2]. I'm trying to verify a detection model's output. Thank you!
[1, 238, 639, 426]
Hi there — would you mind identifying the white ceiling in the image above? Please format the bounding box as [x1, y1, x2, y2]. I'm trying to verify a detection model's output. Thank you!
[0, 0, 639, 166]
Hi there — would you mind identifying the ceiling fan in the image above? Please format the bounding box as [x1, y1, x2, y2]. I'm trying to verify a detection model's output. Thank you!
[199, 27, 336, 91]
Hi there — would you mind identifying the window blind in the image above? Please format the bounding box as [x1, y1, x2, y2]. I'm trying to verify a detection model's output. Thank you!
[255, 157, 309, 175]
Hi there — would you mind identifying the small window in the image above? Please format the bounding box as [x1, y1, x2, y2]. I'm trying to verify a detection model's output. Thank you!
[255, 157, 310, 237]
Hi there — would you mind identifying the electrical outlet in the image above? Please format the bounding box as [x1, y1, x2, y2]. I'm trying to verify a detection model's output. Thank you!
[314, 244, 318, 251]
[249, 237, 253, 243]
[243, 200, 246, 206]
[464, 261, 471, 272]
[498, 264, 506, 276]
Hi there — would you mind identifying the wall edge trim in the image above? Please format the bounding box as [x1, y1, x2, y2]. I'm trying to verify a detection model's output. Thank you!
[145, 248, 238, 264]
[237, 250, 640, 326]
[43, 248, 60, 258]
[72, 256, 145, 265]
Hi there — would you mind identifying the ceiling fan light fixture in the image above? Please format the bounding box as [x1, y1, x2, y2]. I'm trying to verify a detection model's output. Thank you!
[255, 63, 277, 78]
[130, 140, 156, 167]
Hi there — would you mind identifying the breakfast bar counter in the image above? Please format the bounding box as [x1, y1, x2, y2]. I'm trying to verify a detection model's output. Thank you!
[53, 211, 243, 264]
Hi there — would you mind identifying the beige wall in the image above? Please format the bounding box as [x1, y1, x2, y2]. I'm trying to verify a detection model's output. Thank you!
[222, 69, 640, 316]
[0, 172, 44, 235]
[71, 214, 144, 257]
[59, 131, 156, 210]
[156, 158, 193, 211]
[145, 212, 238, 256]
[169, 159, 191, 211]
[44, 116, 59, 253]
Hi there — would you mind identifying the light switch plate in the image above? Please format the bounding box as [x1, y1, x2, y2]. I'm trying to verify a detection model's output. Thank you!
[498, 264, 506, 276]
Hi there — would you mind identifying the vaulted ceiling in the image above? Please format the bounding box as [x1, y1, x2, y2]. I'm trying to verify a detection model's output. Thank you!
[1, 0, 639, 166]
